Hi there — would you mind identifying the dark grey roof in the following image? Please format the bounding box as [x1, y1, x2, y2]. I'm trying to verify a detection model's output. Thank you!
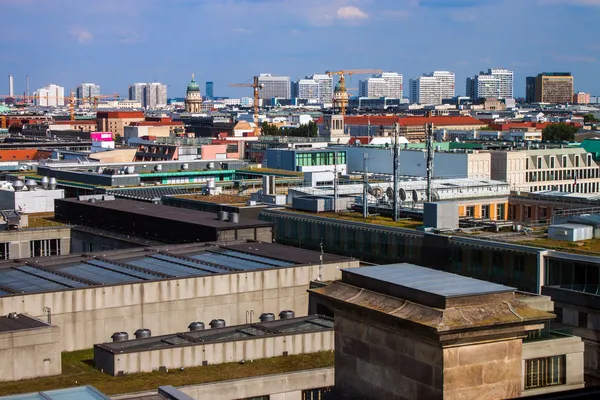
[342, 263, 515, 309]
[107, 187, 199, 201]
[0, 313, 50, 333]
[96, 315, 333, 354]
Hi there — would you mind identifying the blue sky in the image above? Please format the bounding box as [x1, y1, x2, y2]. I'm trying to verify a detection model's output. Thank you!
[1, 0, 599, 98]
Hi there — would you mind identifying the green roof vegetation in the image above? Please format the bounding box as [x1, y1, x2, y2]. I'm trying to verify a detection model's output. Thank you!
[513, 236, 600, 256]
[0, 349, 334, 397]
[295, 211, 423, 230]
[27, 214, 65, 228]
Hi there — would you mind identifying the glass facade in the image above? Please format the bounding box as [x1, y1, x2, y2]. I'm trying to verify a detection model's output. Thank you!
[295, 151, 346, 168]
[546, 255, 600, 294]
[525, 355, 566, 390]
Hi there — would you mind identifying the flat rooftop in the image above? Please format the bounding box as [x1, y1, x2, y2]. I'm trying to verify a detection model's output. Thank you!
[55, 198, 272, 230]
[0, 242, 351, 298]
[96, 315, 333, 354]
[0, 313, 50, 333]
[0, 386, 110, 400]
[342, 263, 516, 309]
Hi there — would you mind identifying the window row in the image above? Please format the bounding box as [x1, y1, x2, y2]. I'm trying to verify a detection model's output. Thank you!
[526, 168, 599, 183]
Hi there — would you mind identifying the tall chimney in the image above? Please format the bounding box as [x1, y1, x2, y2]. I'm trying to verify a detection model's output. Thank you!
[8, 74, 14, 97]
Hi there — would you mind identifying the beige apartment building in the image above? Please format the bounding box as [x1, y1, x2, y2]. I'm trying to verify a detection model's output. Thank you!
[96, 111, 145, 138]
[491, 147, 600, 194]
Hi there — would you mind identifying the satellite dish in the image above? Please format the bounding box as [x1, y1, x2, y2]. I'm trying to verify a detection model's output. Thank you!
[368, 186, 383, 199]
[431, 189, 440, 202]
[386, 187, 394, 201]
[412, 189, 419, 203]
[399, 188, 407, 202]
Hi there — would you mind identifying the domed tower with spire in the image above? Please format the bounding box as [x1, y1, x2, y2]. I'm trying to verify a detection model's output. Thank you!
[185, 73, 202, 113]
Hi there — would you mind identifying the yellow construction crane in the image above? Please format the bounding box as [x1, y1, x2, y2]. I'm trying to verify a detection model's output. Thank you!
[325, 69, 382, 115]
[229, 76, 264, 135]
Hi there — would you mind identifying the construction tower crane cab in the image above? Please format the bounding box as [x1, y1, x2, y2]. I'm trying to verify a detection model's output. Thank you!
[326, 69, 382, 116]
[229, 76, 264, 136]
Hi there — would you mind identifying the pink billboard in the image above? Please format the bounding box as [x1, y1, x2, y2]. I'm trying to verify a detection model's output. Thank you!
[91, 132, 114, 142]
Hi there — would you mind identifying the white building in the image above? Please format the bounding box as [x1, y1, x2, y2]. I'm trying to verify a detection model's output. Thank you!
[128, 83, 146, 102]
[258, 74, 291, 100]
[293, 74, 332, 103]
[467, 68, 514, 100]
[76, 83, 100, 103]
[8, 74, 14, 97]
[358, 72, 403, 99]
[409, 76, 442, 105]
[33, 84, 65, 107]
[424, 71, 455, 100]
[143, 82, 168, 109]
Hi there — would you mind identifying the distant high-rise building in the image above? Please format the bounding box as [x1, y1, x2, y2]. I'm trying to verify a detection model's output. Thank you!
[8, 74, 14, 97]
[206, 82, 214, 100]
[525, 76, 536, 103]
[409, 76, 442, 105]
[467, 68, 514, 100]
[424, 71, 455, 100]
[358, 72, 403, 99]
[128, 83, 146, 102]
[76, 83, 100, 104]
[573, 92, 591, 104]
[143, 83, 168, 109]
[292, 74, 333, 103]
[258, 74, 291, 100]
[533, 73, 573, 104]
[34, 84, 65, 107]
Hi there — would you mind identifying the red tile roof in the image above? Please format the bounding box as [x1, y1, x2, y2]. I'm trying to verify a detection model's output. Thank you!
[52, 120, 96, 125]
[398, 116, 485, 126]
[130, 121, 184, 126]
[0, 149, 52, 161]
[97, 111, 145, 119]
[490, 122, 582, 131]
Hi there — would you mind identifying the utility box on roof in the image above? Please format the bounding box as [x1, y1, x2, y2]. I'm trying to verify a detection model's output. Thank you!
[548, 223, 593, 242]
[423, 201, 458, 230]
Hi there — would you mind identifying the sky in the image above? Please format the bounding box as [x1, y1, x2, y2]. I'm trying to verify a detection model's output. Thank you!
[0, 0, 599, 99]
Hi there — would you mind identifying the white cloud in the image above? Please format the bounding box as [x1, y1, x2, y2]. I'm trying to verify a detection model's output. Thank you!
[336, 6, 369, 20]
[69, 27, 93, 43]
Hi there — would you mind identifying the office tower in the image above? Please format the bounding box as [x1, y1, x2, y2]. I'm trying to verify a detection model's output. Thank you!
[409, 76, 442, 105]
[358, 72, 403, 99]
[424, 71, 455, 100]
[76, 83, 101, 103]
[573, 92, 591, 104]
[143, 83, 168, 108]
[467, 68, 514, 100]
[33, 84, 65, 107]
[8, 74, 14, 97]
[292, 74, 333, 103]
[534, 73, 573, 103]
[257, 74, 291, 100]
[128, 83, 147, 101]
[525, 77, 536, 103]
[206, 82, 214, 100]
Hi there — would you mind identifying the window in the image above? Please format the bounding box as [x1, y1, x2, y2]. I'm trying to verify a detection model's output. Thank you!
[481, 205, 490, 219]
[578, 312, 588, 328]
[537, 157, 542, 169]
[575, 156, 580, 167]
[302, 387, 333, 400]
[0, 242, 9, 260]
[525, 355, 566, 390]
[496, 204, 505, 220]
[466, 206, 475, 217]
[30, 239, 61, 258]
[550, 157, 555, 169]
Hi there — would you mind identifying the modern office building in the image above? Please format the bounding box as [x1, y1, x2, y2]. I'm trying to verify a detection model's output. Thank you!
[573, 92, 591, 104]
[424, 71, 455, 100]
[292, 74, 333, 103]
[128, 83, 146, 102]
[466, 68, 514, 100]
[33, 84, 65, 107]
[205, 81, 214, 100]
[76, 82, 100, 102]
[529, 73, 574, 103]
[143, 82, 167, 109]
[526, 76, 537, 103]
[258, 74, 291, 100]
[358, 72, 403, 99]
[409, 76, 442, 105]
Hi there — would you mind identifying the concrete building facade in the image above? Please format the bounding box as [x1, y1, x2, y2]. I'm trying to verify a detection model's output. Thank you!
[409, 76, 442, 105]
[573, 92, 591, 104]
[128, 83, 146, 102]
[96, 111, 145, 138]
[76, 83, 100, 104]
[258, 74, 291, 100]
[292, 74, 332, 103]
[33, 84, 65, 107]
[467, 68, 514, 100]
[534, 73, 574, 103]
[424, 70, 455, 100]
[359, 72, 403, 99]
[143, 82, 168, 109]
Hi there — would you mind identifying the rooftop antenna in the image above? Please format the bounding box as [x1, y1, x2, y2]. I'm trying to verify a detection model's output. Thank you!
[425, 111, 435, 203]
[362, 152, 369, 219]
[318, 239, 323, 281]
[393, 122, 400, 221]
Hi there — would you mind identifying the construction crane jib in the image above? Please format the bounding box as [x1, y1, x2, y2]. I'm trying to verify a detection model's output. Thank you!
[229, 76, 264, 136]
[325, 69, 382, 116]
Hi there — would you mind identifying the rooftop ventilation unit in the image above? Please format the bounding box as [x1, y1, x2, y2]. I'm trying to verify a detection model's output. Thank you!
[209, 319, 226, 329]
[12, 180, 24, 191]
[188, 322, 205, 332]
[49, 177, 57, 190]
[25, 179, 37, 191]
[41, 176, 49, 189]
[259, 313, 275, 322]
[279, 310, 295, 320]
[111, 332, 129, 342]
[134, 328, 151, 339]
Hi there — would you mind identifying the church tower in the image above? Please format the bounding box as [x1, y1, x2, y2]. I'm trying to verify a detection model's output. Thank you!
[184, 74, 202, 113]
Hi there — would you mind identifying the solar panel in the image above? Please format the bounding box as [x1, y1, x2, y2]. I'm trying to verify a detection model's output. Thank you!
[0, 268, 70, 293]
[151, 254, 228, 273]
[16, 266, 90, 288]
[189, 253, 267, 270]
[127, 257, 208, 277]
[217, 249, 293, 267]
[85, 260, 159, 281]
[57, 264, 141, 285]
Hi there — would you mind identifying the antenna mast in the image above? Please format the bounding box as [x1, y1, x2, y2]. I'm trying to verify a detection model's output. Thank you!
[425, 120, 435, 203]
[393, 124, 400, 221]
[333, 150, 339, 213]
[318, 239, 324, 281]
[363, 152, 369, 219]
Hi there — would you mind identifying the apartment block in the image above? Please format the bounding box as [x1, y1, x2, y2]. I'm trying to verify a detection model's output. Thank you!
[258, 74, 291, 100]
[33, 84, 65, 107]
[76, 83, 100, 103]
[409, 76, 442, 105]
[358, 72, 403, 99]
[530, 73, 574, 103]
[96, 111, 145, 138]
[424, 71, 455, 100]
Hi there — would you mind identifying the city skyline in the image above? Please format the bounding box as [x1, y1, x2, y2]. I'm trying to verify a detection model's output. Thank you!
[0, 0, 599, 98]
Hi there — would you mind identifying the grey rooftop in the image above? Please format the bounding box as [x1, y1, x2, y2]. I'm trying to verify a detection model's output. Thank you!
[0, 386, 110, 400]
[342, 263, 516, 309]
[0, 313, 50, 333]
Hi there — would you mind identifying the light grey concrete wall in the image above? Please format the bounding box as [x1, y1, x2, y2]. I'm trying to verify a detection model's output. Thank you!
[100, 331, 333, 375]
[111, 368, 334, 400]
[0, 227, 71, 259]
[521, 335, 585, 397]
[0, 324, 61, 382]
[0, 188, 65, 214]
[0, 261, 357, 351]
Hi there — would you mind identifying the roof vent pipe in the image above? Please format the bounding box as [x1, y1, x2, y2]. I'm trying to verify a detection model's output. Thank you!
[259, 313, 275, 322]
[111, 332, 129, 342]
[188, 322, 205, 332]
[49, 177, 57, 190]
[41, 176, 49, 189]
[134, 328, 151, 339]
[279, 310, 295, 320]
[209, 319, 226, 329]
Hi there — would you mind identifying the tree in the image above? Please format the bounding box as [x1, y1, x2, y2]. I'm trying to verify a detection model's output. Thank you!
[542, 123, 578, 142]
[584, 114, 598, 123]
[261, 122, 280, 136]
